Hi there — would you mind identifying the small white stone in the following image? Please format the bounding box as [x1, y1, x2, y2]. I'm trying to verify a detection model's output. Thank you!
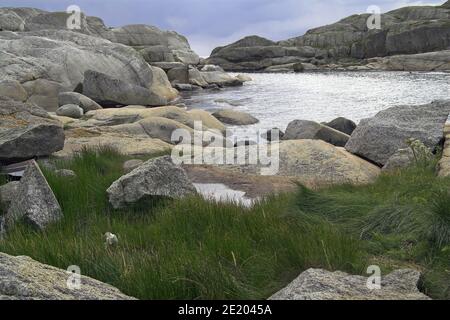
[104, 232, 118, 246]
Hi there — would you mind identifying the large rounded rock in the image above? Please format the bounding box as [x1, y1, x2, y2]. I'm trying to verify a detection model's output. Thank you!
[0, 252, 135, 300]
[269, 268, 430, 300]
[345, 100, 450, 165]
[277, 139, 380, 186]
[56, 104, 84, 119]
[324, 117, 357, 135]
[212, 109, 259, 126]
[283, 120, 350, 147]
[83, 70, 167, 107]
[107, 155, 197, 209]
[58, 92, 102, 112]
[0, 97, 65, 162]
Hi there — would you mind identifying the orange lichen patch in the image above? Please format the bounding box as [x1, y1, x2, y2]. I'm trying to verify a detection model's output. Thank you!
[0, 114, 29, 127]
[65, 128, 102, 138]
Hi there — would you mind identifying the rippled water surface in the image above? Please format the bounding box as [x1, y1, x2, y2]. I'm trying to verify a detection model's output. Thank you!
[183, 71, 450, 137]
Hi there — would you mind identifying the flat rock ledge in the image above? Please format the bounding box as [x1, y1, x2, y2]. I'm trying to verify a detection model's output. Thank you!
[269, 268, 430, 300]
[0, 252, 135, 300]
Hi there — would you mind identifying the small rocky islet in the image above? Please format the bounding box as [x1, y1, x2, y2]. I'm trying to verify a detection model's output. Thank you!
[0, 3, 449, 300]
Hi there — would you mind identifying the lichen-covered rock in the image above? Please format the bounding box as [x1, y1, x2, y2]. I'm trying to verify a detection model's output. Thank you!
[6, 160, 62, 232]
[0, 252, 135, 300]
[269, 268, 430, 300]
[107, 155, 196, 209]
[345, 100, 450, 165]
[283, 120, 350, 147]
[0, 97, 65, 161]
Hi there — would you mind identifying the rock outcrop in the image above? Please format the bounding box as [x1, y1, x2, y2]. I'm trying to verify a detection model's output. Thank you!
[366, 50, 450, 71]
[283, 120, 350, 147]
[206, 3, 450, 71]
[345, 100, 450, 166]
[107, 156, 197, 209]
[0, 29, 174, 111]
[206, 35, 323, 72]
[0, 252, 134, 300]
[269, 268, 430, 300]
[0, 97, 65, 162]
[282, 4, 450, 60]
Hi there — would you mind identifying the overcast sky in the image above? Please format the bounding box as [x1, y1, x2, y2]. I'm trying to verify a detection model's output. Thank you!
[0, 0, 446, 56]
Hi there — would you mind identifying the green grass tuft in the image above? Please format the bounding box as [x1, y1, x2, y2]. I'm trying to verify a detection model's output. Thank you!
[0, 148, 364, 299]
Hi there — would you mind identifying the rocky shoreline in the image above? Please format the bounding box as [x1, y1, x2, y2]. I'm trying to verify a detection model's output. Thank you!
[0, 4, 449, 300]
[206, 2, 450, 73]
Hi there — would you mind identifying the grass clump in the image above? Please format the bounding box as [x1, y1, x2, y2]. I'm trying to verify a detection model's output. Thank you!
[0, 147, 448, 299]
[0, 148, 364, 300]
[296, 160, 450, 299]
